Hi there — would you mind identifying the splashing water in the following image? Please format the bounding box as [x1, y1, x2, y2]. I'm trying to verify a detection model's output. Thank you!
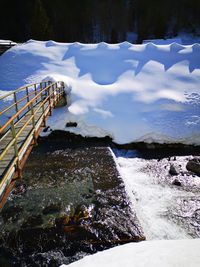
[113, 149, 200, 240]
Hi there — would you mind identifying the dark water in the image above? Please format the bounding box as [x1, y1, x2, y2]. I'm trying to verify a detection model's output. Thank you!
[0, 137, 144, 266]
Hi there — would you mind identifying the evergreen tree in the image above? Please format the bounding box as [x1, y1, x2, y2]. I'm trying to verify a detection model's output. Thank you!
[0, 0, 200, 43]
[30, 0, 53, 40]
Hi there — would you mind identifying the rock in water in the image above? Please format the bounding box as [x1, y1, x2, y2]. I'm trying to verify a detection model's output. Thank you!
[186, 158, 200, 176]
[169, 164, 179, 175]
[66, 122, 77, 127]
[42, 202, 61, 215]
[172, 179, 181, 186]
[22, 215, 43, 228]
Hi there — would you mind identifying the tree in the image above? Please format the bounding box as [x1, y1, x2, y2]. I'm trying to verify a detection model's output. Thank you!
[30, 0, 54, 40]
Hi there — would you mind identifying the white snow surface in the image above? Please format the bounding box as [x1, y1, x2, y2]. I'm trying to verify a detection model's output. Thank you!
[0, 39, 200, 144]
[61, 239, 200, 267]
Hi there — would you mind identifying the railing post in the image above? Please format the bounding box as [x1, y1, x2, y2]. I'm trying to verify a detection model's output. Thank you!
[26, 87, 30, 110]
[10, 121, 22, 178]
[34, 84, 38, 103]
[48, 86, 52, 116]
[41, 85, 46, 127]
[59, 86, 61, 101]
[55, 84, 57, 105]
[26, 87, 30, 102]
[30, 102, 37, 146]
[40, 82, 43, 104]
[13, 92, 19, 121]
[42, 100, 46, 127]
[10, 121, 18, 158]
[52, 84, 56, 108]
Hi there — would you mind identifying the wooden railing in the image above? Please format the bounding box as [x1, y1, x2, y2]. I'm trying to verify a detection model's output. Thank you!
[0, 81, 65, 202]
[0, 41, 17, 55]
[0, 41, 16, 46]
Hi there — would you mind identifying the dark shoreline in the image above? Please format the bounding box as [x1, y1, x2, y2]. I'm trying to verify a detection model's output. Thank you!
[39, 130, 200, 159]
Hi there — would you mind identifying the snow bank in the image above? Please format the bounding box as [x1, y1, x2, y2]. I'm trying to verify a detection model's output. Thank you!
[61, 239, 200, 267]
[0, 40, 200, 144]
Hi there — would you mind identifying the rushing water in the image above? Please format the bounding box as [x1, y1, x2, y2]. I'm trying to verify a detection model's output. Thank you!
[113, 149, 200, 240]
[1, 133, 199, 266]
[0, 142, 144, 266]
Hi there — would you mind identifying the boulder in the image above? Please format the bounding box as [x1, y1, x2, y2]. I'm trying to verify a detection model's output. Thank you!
[172, 179, 181, 186]
[186, 158, 200, 176]
[169, 164, 180, 175]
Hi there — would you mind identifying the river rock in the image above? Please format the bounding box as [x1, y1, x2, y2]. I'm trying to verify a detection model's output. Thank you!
[12, 181, 26, 195]
[193, 209, 200, 224]
[22, 214, 43, 228]
[172, 179, 181, 186]
[1, 204, 23, 222]
[186, 158, 200, 176]
[42, 202, 61, 215]
[169, 164, 180, 175]
[43, 126, 50, 133]
[66, 122, 77, 127]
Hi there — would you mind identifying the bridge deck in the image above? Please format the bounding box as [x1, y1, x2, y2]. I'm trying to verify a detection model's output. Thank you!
[0, 81, 65, 203]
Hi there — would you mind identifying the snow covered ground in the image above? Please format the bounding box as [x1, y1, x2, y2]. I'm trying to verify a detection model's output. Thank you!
[0, 40, 200, 145]
[62, 239, 200, 267]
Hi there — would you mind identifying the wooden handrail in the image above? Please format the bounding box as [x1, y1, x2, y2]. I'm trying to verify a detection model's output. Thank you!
[0, 88, 44, 117]
[0, 83, 56, 134]
[0, 82, 64, 156]
[0, 88, 58, 160]
[0, 81, 49, 101]
[0, 41, 16, 46]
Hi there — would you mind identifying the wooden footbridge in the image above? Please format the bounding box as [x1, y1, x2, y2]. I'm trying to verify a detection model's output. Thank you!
[0, 81, 65, 207]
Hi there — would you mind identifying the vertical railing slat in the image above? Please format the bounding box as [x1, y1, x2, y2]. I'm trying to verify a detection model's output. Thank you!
[34, 84, 37, 103]
[13, 92, 19, 121]
[10, 121, 18, 158]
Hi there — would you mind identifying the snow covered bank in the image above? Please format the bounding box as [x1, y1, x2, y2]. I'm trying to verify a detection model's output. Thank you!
[61, 239, 200, 267]
[0, 40, 200, 144]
